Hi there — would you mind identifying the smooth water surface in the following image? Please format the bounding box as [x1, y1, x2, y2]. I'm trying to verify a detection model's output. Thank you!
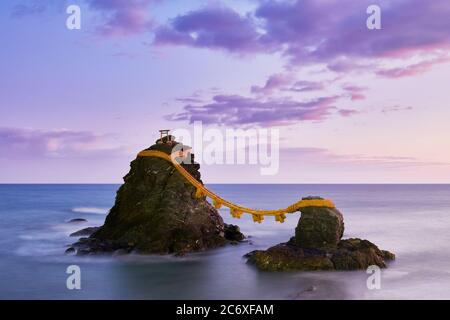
[1, 184, 449, 299]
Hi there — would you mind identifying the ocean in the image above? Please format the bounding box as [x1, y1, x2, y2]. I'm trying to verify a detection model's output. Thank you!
[0, 184, 449, 299]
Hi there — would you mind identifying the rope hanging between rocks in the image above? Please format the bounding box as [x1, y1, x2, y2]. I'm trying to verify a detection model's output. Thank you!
[137, 150, 336, 223]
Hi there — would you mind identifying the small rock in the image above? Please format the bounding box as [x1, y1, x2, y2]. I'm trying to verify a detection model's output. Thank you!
[174, 250, 187, 257]
[224, 224, 245, 241]
[68, 218, 87, 223]
[70, 227, 100, 237]
[305, 286, 317, 292]
[302, 196, 324, 200]
[77, 248, 91, 256]
[65, 247, 76, 255]
[382, 250, 396, 261]
[113, 249, 129, 256]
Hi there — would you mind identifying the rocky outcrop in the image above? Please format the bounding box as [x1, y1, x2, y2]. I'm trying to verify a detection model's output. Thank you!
[67, 137, 244, 256]
[70, 227, 99, 237]
[68, 218, 87, 223]
[68, 223, 244, 256]
[294, 204, 344, 250]
[246, 198, 394, 271]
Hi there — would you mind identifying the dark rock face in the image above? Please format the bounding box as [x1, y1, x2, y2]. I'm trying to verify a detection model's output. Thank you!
[69, 237, 133, 256]
[246, 200, 394, 271]
[224, 224, 245, 242]
[68, 139, 244, 256]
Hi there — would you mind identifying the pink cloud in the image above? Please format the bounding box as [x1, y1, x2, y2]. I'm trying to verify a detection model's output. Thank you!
[338, 109, 359, 117]
[154, 5, 266, 53]
[251, 74, 293, 95]
[282, 147, 450, 169]
[154, 0, 450, 77]
[342, 85, 368, 101]
[381, 105, 413, 114]
[288, 80, 325, 92]
[87, 0, 155, 37]
[376, 56, 450, 79]
[0, 127, 124, 158]
[166, 94, 341, 126]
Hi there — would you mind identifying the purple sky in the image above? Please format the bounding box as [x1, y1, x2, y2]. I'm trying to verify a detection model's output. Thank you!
[1, 0, 450, 183]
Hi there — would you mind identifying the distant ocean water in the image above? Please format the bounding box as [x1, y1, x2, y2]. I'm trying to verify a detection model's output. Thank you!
[1, 184, 450, 299]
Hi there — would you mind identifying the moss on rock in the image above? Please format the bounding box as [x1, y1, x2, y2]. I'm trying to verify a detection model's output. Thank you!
[294, 205, 344, 250]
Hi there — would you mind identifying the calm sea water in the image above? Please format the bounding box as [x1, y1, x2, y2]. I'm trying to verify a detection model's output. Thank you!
[0, 184, 450, 300]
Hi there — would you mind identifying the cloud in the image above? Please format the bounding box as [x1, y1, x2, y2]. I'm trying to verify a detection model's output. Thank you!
[338, 109, 359, 117]
[10, 0, 157, 37]
[282, 147, 450, 169]
[154, 5, 266, 53]
[87, 0, 155, 37]
[166, 74, 374, 126]
[0, 127, 124, 159]
[154, 1, 450, 76]
[342, 84, 368, 101]
[166, 94, 340, 126]
[251, 73, 293, 95]
[376, 55, 450, 79]
[251, 75, 330, 97]
[288, 80, 325, 92]
[175, 97, 204, 104]
[255, 0, 450, 68]
[381, 105, 413, 114]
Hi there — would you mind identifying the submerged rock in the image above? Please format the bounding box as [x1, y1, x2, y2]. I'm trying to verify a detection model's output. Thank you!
[224, 224, 245, 242]
[68, 237, 133, 256]
[68, 218, 87, 223]
[245, 240, 335, 272]
[65, 247, 76, 255]
[246, 199, 394, 271]
[69, 137, 244, 256]
[70, 227, 99, 237]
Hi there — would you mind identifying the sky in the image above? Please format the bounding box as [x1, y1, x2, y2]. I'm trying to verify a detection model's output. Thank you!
[1, 0, 450, 183]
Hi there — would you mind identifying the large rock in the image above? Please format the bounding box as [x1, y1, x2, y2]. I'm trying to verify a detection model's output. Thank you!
[69, 137, 244, 255]
[246, 201, 394, 271]
[294, 206, 344, 249]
